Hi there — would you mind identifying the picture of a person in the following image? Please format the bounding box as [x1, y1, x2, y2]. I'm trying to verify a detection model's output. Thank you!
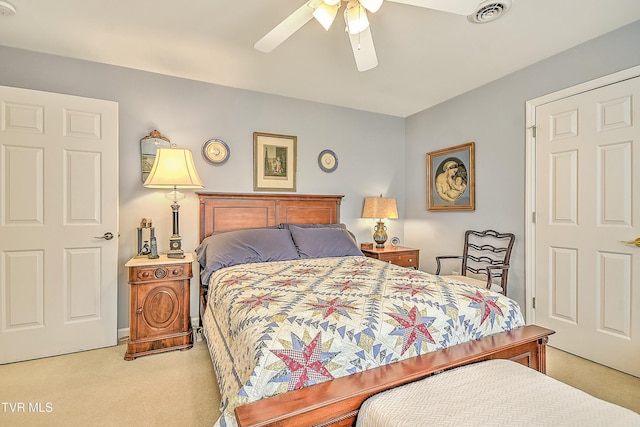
[264, 145, 287, 177]
[446, 173, 467, 200]
[435, 159, 467, 202]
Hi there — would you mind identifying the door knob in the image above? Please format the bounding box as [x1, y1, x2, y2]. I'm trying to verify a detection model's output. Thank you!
[621, 237, 640, 247]
[95, 232, 115, 240]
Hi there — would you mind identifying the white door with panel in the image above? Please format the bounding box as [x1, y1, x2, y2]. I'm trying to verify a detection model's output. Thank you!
[535, 76, 640, 376]
[0, 86, 118, 363]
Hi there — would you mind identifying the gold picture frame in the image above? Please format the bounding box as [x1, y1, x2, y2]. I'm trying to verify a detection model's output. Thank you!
[426, 142, 475, 211]
[140, 130, 172, 183]
[253, 132, 297, 192]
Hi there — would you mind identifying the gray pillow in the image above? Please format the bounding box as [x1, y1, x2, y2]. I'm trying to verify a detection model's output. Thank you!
[279, 222, 356, 241]
[288, 225, 363, 259]
[279, 222, 347, 230]
[195, 228, 299, 284]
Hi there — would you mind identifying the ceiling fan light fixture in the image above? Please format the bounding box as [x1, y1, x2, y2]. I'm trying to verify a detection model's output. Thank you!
[360, 0, 383, 13]
[313, 2, 340, 30]
[323, 0, 341, 5]
[345, 2, 369, 34]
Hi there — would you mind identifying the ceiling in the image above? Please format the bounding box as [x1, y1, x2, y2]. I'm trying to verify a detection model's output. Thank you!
[1, 0, 639, 117]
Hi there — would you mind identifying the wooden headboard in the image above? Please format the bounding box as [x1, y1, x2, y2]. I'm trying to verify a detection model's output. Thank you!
[197, 193, 344, 242]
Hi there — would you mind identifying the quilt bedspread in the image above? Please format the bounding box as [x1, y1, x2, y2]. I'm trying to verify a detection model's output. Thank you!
[202, 256, 525, 426]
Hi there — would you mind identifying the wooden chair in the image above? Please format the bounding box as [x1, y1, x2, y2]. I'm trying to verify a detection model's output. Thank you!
[435, 230, 515, 295]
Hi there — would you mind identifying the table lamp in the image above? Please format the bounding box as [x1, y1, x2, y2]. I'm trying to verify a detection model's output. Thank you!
[362, 195, 398, 248]
[143, 147, 204, 258]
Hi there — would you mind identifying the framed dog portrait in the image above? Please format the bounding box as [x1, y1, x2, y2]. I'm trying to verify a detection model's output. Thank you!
[426, 142, 475, 211]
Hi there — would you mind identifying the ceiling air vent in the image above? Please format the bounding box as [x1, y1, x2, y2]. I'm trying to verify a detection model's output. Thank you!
[468, 0, 512, 24]
[0, 0, 16, 16]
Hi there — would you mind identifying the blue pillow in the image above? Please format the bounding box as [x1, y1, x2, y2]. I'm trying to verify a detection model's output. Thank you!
[288, 225, 363, 259]
[195, 228, 299, 284]
[279, 223, 347, 230]
[279, 222, 357, 241]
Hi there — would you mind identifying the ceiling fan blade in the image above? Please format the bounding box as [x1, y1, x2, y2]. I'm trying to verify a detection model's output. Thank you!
[348, 27, 378, 72]
[387, 0, 479, 15]
[254, 3, 315, 53]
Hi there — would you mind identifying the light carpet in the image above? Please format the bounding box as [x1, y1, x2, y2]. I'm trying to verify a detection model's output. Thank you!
[1, 340, 220, 426]
[0, 342, 637, 426]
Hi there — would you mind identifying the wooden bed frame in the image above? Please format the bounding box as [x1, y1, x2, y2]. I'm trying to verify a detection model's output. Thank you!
[197, 192, 555, 427]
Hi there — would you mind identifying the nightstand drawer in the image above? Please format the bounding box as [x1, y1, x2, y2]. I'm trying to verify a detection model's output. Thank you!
[361, 246, 420, 269]
[380, 254, 417, 268]
[131, 264, 189, 282]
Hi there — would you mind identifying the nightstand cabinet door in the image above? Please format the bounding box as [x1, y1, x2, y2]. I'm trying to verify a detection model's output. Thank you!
[125, 256, 193, 360]
[134, 281, 186, 338]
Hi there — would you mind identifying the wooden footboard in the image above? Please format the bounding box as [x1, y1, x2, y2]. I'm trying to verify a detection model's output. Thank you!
[235, 325, 554, 427]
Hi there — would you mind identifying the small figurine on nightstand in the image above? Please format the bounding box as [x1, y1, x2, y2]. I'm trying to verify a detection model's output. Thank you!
[149, 236, 159, 259]
[139, 240, 150, 256]
[136, 217, 156, 258]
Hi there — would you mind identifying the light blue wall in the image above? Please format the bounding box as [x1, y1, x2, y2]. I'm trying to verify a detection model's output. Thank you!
[0, 46, 405, 329]
[1, 20, 638, 330]
[404, 21, 640, 311]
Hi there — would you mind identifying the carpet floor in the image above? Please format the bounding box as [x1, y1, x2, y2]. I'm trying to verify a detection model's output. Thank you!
[1, 341, 637, 426]
[1, 340, 220, 426]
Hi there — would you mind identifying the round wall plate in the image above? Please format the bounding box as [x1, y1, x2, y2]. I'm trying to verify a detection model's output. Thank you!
[390, 237, 400, 247]
[202, 138, 230, 165]
[318, 149, 338, 172]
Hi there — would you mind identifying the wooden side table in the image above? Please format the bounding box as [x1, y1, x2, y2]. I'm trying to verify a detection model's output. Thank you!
[124, 253, 194, 360]
[361, 245, 420, 269]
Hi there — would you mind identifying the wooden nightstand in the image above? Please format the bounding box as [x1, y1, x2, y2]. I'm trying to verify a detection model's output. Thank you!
[361, 245, 420, 269]
[124, 253, 194, 360]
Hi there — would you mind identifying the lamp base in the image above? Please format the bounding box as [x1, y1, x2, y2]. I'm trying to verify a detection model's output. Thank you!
[167, 235, 185, 259]
[167, 249, 184, 259]
[372, 220, 388, 249]
[167, 249, 185, 259]
[166, 199, 185, 259]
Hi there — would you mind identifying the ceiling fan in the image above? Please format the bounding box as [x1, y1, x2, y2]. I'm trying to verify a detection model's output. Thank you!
[254, 0, 481, 72]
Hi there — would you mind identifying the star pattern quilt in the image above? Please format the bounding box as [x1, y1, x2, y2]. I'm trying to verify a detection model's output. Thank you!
[202, 256, 525, 427]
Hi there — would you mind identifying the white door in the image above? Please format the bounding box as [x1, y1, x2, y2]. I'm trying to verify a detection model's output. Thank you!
[0, 86, 119, 363]
[534, 76, 640, 377]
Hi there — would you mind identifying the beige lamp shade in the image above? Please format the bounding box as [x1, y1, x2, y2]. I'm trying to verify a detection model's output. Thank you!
[143, 148, 204, 189]
[362, 197, 398, 220]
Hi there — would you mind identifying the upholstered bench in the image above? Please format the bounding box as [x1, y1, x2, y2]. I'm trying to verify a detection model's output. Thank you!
[356, 359, 640, 426]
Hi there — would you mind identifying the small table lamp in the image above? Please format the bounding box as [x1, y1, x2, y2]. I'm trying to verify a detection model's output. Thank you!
[362, 196, 398, 248]
[143, 147, 204, 258]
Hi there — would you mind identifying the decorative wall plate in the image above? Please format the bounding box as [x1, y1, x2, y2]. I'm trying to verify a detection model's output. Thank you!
[318, 149, 338, 172]
[202, 138, 230, 165]
[390, 237, 400, 247]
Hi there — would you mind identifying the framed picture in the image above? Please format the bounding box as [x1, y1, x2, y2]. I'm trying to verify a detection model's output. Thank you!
[426, 142, 475, 211]
[253, 132, 297, 192]
[140, 130, 173, 183]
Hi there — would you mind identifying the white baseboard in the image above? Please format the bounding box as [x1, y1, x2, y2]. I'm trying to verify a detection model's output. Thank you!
[117, 327, 129, 342]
